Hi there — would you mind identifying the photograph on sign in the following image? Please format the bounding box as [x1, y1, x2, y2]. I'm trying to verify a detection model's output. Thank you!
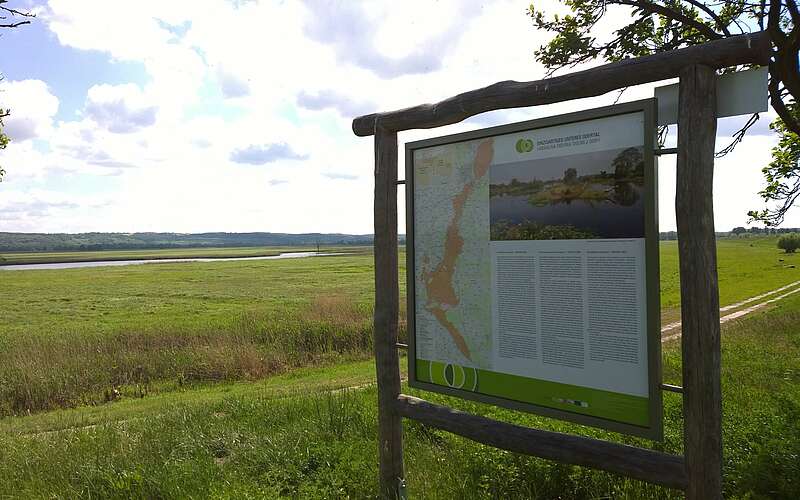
[406, 99, 662, 439]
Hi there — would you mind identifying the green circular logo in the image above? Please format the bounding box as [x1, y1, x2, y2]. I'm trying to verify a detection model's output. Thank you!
[515, 138, 534, 153]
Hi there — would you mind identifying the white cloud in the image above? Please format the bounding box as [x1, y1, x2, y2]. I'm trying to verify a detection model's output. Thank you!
[217, 65, 250, 98]
[0, 189, 111, 232]
[323, 172, 359, 181]
[84, 84, 157, 133]
[45, 0, 190, 62]
[302, 0, 487, 78]
[0, 79, 59, 142]
[230, 143, 308, 165]
[1, 0, 793, 234]
[297, 90, 375, 117]
[45, 0, 207, 117]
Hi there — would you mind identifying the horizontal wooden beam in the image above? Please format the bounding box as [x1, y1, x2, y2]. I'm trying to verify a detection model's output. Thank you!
[395, 395, 687, 490]
[352, 32, 770, 136]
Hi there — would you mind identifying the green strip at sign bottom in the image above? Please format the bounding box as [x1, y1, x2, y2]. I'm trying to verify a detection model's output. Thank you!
[416, 359, 649, 427]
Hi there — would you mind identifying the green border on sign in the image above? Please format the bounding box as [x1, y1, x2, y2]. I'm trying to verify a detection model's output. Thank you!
[416, 359, 649, 427]
[405, 99, 663, 440]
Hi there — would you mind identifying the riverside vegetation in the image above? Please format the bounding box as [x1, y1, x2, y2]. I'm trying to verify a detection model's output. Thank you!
[778, 233, 800, 253]
[0, 248, 386, 416]
[0, 246, 346, 266]
[0, 237, 799, 498]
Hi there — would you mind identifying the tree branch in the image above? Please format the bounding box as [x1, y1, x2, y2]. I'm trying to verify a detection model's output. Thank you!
[769, 70, 800, 137]
[681, 0, 732, 35]
[767, 0, 800, 118]
[0, 1, 35, 28]
[616, 0, 724, 39]
[716, 113, 760, 157]
[786, 0, 800, 26]
[767, 0, 786, 44]
[0, 6, 33, 17]
[0, 20, 29, 28]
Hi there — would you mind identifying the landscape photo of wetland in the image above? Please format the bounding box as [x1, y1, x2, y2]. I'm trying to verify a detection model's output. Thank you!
[490, 146, 646, 240]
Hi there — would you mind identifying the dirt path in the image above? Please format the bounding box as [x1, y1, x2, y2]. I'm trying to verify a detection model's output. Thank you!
[661, 280, 800, 342]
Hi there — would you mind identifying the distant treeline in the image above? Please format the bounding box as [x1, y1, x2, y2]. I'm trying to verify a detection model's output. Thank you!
[660, 227, 800, 240]
[0, 232, 396, 252]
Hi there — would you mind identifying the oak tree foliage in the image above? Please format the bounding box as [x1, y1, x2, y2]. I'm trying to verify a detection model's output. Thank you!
[527, 0, 800, 225]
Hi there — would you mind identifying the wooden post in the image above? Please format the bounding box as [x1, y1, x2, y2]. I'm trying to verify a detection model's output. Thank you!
[355, 34, 766, 494]
[676, 64, 722, 500]
[373, 125, 405, 499]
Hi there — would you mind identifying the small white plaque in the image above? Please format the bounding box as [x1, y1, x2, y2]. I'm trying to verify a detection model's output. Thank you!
[655, 66, 768, 126]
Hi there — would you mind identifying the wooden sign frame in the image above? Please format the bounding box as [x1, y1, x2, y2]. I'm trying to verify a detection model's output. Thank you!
[353, 31, 771, 500]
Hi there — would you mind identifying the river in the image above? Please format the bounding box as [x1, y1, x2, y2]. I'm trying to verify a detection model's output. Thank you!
[0, 252, 346, 271]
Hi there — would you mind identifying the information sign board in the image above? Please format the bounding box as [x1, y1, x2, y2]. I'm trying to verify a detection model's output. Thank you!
[406, 99, 662, 439]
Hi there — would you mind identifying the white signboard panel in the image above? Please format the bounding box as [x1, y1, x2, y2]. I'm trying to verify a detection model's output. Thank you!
[406, 100, 663, 439]
[655, 66, 768, 125]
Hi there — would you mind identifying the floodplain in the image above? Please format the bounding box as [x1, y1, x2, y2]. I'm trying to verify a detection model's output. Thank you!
[0, 237, 798, 498]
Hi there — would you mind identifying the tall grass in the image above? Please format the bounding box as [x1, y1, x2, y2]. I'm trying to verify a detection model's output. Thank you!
[1, 268, 799, 497]
[0, 294, 406, 416]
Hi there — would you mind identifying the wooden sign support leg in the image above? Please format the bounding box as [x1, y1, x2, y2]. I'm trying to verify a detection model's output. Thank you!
[373, 125, 405, 499]
[676, 64, 722, 500]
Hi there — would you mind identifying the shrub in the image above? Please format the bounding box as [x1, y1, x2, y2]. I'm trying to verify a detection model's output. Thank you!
[490, 220, 598, 241]
[777, 233, 800, 253]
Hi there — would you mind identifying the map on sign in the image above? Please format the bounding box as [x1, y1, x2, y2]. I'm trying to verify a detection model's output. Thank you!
[407, 101, 662, 439]
[413, 139, 494, 369]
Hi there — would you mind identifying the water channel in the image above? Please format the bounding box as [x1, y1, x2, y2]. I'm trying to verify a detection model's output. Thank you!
[0, 252, 346, 271]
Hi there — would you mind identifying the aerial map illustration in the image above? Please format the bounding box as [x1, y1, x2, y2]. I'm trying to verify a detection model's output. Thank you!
[414, 138, 495, 368]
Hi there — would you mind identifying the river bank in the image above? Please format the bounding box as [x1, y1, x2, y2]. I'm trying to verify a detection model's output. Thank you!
[0, 245, 368, 267]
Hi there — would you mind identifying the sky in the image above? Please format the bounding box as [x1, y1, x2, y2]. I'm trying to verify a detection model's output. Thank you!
[0, 0, 791, 234]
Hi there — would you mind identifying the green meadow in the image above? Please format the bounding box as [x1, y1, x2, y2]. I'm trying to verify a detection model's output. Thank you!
[0, 245, 367, 266]
[0, 237, 798, 498]
[0, 250, 385, 416]
[659, 236, 800, 309]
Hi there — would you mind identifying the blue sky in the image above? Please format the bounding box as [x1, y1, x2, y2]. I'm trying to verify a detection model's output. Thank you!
[0, 0, 790, 233]
[1, 20, 148, 122]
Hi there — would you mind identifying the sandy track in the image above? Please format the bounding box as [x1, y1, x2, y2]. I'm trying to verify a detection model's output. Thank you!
[661, 280, 800, 342]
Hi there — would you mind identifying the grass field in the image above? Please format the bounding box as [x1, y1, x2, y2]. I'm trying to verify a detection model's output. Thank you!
[0, 245, 368, 266]
[0, 251, 385, 416]
[0, 238, 797, 416]
[0, 237, 798, 497]
[659, 237, 800, 309]
[0, 295, 798, 498]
